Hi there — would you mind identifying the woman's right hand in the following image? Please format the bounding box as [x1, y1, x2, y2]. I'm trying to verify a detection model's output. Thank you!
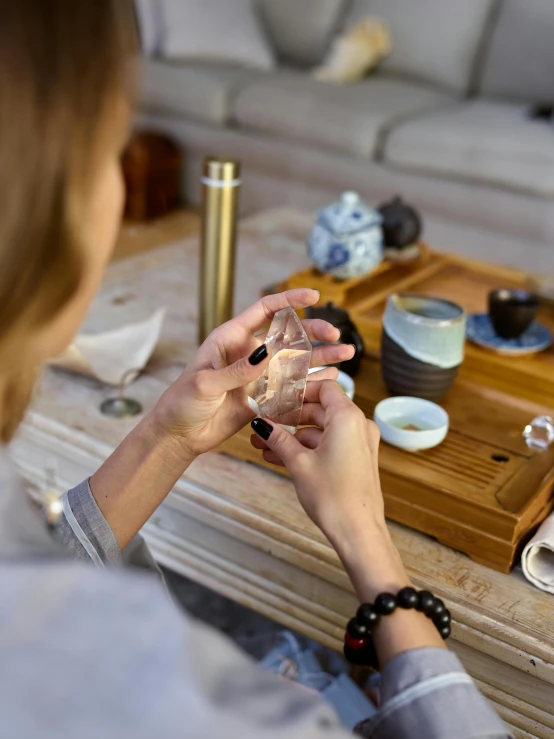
[250, 379, 414, 606]
[251, 380, 446, 668]
[251, 381, 444, 663]
[250, 380, 385, 544]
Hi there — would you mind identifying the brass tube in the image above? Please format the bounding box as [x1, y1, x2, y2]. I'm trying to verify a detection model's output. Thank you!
[198, 157, 241, 344]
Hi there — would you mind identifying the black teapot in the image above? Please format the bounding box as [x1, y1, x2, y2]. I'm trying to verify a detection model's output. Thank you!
[307, 302, 364, 377]
[377, 196, 422, 250]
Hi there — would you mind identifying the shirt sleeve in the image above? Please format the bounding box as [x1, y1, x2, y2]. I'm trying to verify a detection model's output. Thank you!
[52, 481, 511, 739]
[355, 648, 513, 739]
[58, 479, 164, 575]
[58, 479, 123, 565]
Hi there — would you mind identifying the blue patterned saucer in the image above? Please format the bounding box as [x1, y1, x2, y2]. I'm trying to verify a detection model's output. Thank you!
[466, 313, 552, 356]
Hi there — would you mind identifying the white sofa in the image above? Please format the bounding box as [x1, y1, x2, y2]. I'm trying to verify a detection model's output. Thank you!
[135, 0, 554, 272]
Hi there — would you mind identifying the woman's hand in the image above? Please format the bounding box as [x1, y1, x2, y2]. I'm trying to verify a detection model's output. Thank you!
[152, 289, 355, 460]
[249, 380, 413, 602]
[250, 379, 385, 541]
[90, 290, 353, 552]
[250, 379, 445, 665]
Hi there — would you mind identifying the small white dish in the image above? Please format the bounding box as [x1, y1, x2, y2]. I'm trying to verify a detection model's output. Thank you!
[374, 396, 448, 451]
[308, 367, 356, 400]
[336, 370, 355, 400]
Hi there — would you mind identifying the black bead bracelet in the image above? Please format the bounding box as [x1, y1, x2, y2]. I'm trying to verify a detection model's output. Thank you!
[344, 587, 451, 670]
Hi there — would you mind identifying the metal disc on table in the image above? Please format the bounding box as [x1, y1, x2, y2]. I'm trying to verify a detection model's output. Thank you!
[100, 397, 143, 418]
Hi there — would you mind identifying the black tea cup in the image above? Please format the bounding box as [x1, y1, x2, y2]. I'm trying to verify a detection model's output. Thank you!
[488, 289, 539, 340]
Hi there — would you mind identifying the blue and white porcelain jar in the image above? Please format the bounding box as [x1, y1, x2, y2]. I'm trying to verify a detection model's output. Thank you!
[307, 191, 383, 279]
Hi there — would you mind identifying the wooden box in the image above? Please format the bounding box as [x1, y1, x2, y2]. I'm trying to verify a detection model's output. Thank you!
[122, 131, 182, 221]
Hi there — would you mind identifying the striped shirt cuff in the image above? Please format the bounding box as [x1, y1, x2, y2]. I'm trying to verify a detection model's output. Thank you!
[356, 648, 512, 739]
[58, 479, 123, 566]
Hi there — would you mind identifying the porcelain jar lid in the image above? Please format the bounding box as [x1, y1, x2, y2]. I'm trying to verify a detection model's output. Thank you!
[316, 191, 382, 236]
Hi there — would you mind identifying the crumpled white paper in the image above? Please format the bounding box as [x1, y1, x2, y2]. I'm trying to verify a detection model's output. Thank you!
[49, 308, 166, 386]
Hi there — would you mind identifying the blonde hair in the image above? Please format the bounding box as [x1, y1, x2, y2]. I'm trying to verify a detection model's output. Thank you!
[0, 0, 136, 441]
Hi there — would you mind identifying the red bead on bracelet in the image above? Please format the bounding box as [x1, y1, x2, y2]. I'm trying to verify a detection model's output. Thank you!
[344, 632, 367, 650]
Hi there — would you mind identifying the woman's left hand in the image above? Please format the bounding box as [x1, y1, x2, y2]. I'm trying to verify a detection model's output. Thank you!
[153, 288, 355, 460]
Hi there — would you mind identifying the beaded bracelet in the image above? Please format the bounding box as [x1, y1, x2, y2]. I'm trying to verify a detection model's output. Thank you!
[343, 587, 451, 670]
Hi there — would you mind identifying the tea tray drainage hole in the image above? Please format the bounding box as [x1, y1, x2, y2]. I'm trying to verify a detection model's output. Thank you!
[491, 454, 510, 463]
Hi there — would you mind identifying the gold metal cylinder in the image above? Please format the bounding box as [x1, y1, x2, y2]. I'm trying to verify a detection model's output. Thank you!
[198, 156, 241, 344]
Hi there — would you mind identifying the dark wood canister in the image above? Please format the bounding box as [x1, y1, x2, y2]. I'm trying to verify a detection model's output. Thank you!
[122, 131, 182, 221]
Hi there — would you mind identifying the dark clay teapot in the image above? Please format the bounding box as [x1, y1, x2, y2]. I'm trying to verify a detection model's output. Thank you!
[377, 196, 422, 250]
[307, 302, 364, 377]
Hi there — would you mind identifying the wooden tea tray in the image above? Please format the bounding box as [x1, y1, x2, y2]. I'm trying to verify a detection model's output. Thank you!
[221, 247, 554, 573]
[278, 248, 554, 407]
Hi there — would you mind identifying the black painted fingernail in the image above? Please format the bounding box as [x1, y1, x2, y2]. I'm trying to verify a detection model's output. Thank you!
[251, 418, 273, 440]
[249, 344, 268, 365]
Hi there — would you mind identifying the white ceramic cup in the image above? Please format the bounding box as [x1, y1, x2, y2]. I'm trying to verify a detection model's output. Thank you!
[383, 293, 466, 370]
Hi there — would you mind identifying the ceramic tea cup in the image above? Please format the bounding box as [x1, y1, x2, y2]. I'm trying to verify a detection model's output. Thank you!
[488, 289, 539, 339]
[381, 293, 466, 402]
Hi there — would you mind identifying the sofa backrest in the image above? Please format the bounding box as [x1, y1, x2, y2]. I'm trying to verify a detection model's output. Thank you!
[258, 0, 348, 68]
[345, 0, 496, 95]
[478, 0, 554, 103]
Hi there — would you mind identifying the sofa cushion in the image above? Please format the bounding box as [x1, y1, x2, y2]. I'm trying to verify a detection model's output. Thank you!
[160, 0, 275, 70]
[384, 101, 554, 197]
[232, 73, 450, 158]
[345, 0, 495, 94]
[139, 60, 261, 124]
[258, 0, 348, 67]
[134, 0, 164, 55]
[478, 0, 554, 103]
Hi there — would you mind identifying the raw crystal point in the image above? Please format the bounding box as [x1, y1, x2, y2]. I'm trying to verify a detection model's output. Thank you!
[523, 415, 554, 451]
[249, 307, 312, 433]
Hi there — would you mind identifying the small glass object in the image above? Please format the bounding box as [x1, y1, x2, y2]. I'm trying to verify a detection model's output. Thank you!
[41, 460, 63, 534]
[43, 491, 64, 529]
[523, 415, 554, 451]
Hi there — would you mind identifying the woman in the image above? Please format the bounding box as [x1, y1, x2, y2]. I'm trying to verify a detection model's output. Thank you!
[0, 2, 511, 738]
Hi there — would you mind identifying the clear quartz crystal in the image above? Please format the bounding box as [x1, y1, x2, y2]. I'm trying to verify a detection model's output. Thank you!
[523, 415, 554, 451]
[248, 307, 312, 433]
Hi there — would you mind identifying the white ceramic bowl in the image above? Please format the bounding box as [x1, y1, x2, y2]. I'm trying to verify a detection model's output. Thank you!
[374, 396, 448, 451]
[336, 370, 355, 400]
[308, 367, 355, 400]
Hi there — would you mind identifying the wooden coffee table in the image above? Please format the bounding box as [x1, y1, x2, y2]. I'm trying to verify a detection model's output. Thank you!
[10, 209, 554, 738]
